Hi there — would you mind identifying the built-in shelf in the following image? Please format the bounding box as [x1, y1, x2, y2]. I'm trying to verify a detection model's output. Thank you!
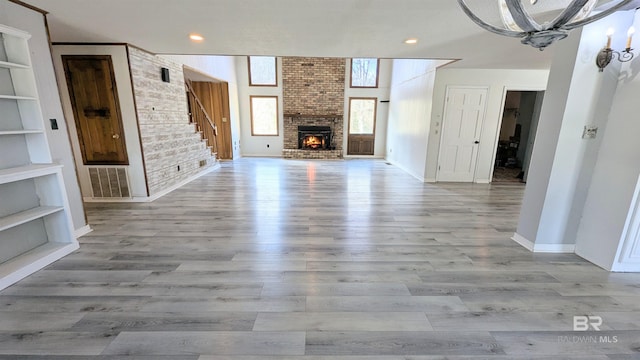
[0, 206, 64, 232]
[0, 242, 79, 289]
[0, 60, 29, 69]
[0, 129, 43, 135]
[0, 23, 78, 292]
[0, 164, 63, 184]
[0, 95, 37, 101]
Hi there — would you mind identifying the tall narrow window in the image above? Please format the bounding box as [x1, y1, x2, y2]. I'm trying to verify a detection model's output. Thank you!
[350, 58, 379, 88]
[250, 96, 279, 136]
[248, 56, 277, 86]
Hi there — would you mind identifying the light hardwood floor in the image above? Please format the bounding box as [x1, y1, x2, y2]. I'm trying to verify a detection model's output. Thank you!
[1, 158, 640, 359]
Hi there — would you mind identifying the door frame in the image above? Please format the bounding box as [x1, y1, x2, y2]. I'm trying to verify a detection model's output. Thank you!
[184, 65, 234, 160]
[436, 85, 489, 182]
[347, 96, 378, 156]
[488, 85, 546, 183]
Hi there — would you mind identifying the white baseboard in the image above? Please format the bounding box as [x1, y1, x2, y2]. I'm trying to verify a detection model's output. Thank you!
[534, 243, 576, 253]
[83, 163, 220, 203]
[241, 154, 283, 158]
[384, 159, 425, 183]
[475, 179, 490, 184]
[74, 225, 93, 238]
[343, 155, 384, 159]
[610, 262, 640, 272]
[512, 232, 575, 253]
[511, 232, 535, 251]
[84, 196, 154, 203]
[146, 163, 219, 202]
[425, 178, 437, 183]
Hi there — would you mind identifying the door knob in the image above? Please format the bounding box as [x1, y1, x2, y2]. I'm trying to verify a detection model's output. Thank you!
[112, 134, 120, 139]
[474, 141, 480, 144]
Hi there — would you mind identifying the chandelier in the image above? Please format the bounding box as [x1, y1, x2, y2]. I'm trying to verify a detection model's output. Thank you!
[457, 0, 635, 49]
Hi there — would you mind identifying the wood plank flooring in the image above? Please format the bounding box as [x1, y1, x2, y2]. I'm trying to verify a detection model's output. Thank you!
[1, 158, 640, 358]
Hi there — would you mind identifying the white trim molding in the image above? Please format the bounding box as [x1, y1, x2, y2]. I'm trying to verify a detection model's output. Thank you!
[343, 155, 385, 159]
[511, 232, 535, 251]
[611, 174, 640, 272]
[512, 232, 576, 253]
[83, 163, 220, 203]
[74, 225, 93, 238]
[384, 158, 425, 183]
[145, 164, 219, 202]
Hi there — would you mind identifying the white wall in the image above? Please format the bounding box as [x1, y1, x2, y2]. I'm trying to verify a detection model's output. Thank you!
[161, 55, 242, 158]
[0, 1, 87, 232]
[385, 59, 444, 181]
[575, 10, 640, 270]
[52, 45, 148, 199]
[343, 59, 392, 158]
[516, 11, 634, 251]
[235, 56, 284, 157]
[426, 68, 549, 182]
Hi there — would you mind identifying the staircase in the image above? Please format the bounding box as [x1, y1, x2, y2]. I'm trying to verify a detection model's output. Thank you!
[185, 80, 218, 158]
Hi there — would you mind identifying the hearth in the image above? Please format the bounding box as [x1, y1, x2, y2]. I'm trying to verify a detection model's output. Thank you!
[298, 126, 332, 150]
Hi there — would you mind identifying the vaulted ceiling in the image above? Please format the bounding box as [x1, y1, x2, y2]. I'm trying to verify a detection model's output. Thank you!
[26, 0, 611, 69]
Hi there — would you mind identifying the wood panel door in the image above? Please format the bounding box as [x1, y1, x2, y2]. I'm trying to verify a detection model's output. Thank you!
[192, 81, 233, 159]
[348, 135, 375, 155]
[62, 55, 128, 165]
[437, 86, 488, 182]
[347, 97, 377, 156]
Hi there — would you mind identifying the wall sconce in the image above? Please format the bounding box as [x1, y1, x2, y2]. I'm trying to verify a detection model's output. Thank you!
[597, 26, 635, 72]
[161, 67, 170, 82]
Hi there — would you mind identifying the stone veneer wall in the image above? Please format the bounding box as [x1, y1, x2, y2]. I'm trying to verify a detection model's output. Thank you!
[128, 46, 214, 195]
[282, 57, 345, 158]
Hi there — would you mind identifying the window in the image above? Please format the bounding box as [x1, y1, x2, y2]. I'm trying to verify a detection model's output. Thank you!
[248, 56, 277, 86]
[348, 98, 377, 135]
[250, 96, 279, 136]
[350, 58, 379, 88]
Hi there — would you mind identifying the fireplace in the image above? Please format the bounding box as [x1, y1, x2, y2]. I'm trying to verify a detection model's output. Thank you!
[283, 115, 343, 159]
[298, 126, 332, 150]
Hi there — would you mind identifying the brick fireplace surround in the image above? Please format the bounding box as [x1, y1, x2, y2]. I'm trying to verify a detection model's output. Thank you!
[282, 115, 343, 159]
[281, 57, 345, 159]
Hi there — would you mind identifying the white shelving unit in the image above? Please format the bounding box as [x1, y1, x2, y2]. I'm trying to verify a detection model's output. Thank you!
[0, 24, 78, 291]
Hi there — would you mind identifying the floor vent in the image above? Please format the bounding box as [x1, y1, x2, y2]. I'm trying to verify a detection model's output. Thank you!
[88, 167, 130, 198]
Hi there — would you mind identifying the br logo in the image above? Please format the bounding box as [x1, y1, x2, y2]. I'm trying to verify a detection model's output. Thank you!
[573, 315, 602, 331]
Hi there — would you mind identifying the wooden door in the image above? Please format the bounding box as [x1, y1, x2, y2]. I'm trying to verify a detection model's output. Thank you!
[347, 97, 377, 156]
[437, 87, 488, 182]
[62, 55, 128, 165]
[192, 81, 233, 159]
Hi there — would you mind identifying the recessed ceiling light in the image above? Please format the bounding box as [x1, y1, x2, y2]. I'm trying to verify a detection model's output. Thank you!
[404, 38, 418, 44]
[189, 34, 204, 42]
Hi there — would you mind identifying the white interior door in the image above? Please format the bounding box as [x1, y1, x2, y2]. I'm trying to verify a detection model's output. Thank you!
[437, 86, 488, 182]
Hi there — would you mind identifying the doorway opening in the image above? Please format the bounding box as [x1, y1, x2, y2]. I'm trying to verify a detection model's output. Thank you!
[493, 90, 544, 183]
[183, 66, 234, 160]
